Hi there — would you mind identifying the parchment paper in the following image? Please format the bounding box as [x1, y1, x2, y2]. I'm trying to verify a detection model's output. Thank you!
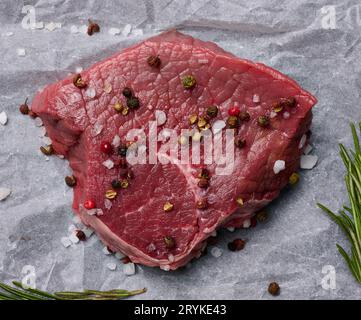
[1, 0, 361, 299]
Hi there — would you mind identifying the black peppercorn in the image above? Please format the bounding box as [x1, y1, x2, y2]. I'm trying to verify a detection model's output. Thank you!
[122, 87, 132, 98]
[127, 97, 140, 109]
[111, 179, 122, 189]
[118, 145, 128, 157]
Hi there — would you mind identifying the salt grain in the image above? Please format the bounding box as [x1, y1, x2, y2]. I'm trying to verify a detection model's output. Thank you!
[253, 94, 260, 103]
[243, 219, 251, 228]
[300, 155, 318, 170]
[146, 243, 156, 252]
[283, 112, 290, 119]
[123, 263, 136, 275]
[303, 144, 313, 155]
[103, 82, 112, 94]
[168, 254, 175, 263]
[75, 66, 83, 73]
[86, 209, 97, 216]
[70, 25, 79, 34]
[273, 160, 286, 174]
[83, 228, 94, 238]
[68, 224, 76, 233]
[227, 227, 235, 232]
[45, 22, 56, 31]
[103, 246, 112, 255]
[160, 265, 170, 272]
[0, 187, 11, 201]
[69, 233, 79, 244]
[34, 117, 43, 127]
[115, 252, 125, 259]
[42, 136, 52, 145]
[107, 262, 117, 271]
[132, 28, 143, 36]
[270, 111, 277, 118]
[96, 208, 104, 216]
[299, 134, 307, 149]
[61, 237, 72, 248]
[104, 198, 112, 210]
[0, 111, 8, 125]
[92, 123, 103, 136]
[155, 110, 167, 126]
[122, 24, 132, 37]
[17, 48, 26, 57]
[112, 135, 121, 148]
[210, 247, 223, 258]
[102, 159, 114, 169]
[85, 87, 96, 99]
[108, 27, 121, 35]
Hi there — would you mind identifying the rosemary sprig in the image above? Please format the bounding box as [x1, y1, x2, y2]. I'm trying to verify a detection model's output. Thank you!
[317, 122, 361, 284]
[0, 280, 146, 300]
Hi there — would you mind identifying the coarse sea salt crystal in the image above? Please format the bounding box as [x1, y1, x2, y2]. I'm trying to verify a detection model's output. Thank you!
[155, 110, 167, 126]
[70, 25, 79, 34]
[17, 48, 26, 56]
[34, 117, 43, 127]
[96, 208, 104, 216]
[86, 209, 97, 216]
[107, 262, 117, 271]
[83, 228, 94, 238]
[132, 28, 143, 36]
[211, 230, 217, 237]
[270, 111, 277, 118]
[85, 87, 96, 99]
[68, 224, 76, 233]
[168, 254, 175, 263]
[253, 94, 260, 103]
[112, 135, 121, 148]
[146, 243, 156, 252]
[92, 123, 103, 136]
[75, 66, 83, 73]
[104, 198, 112, 210]
[61, 237, 72, 248]
[122, 24, 132, 37]
[227, 227, 235, 232]
[273, 160, 286, 174]
[283, 111, 290, 119]
[303, 144, 313, 155]
[299, 134, 307, 149]
[160, 265, 170, 272]
[123, 263, 136, 275]
[0, 111, 8, 125]
[102, 159, 114, 169]
[108, 27, 121, 35]
[103, 246, 112, 255]
[0, 187, 11, 201]
[243, 219, 251, 228]
[45, 22, 56, 31]
[115, 252, 125, 259]
[210, 247, 223, 258]
[212, 120, 226, 134]
[300, 155, 318, 170]
[69, 233, 80, 244]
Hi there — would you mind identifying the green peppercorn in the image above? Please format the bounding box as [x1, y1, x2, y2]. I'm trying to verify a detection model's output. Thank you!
[227, 116, 240, 128]
[258, 115, 269, 127]
[182, 75, 196, 89]
[206, 106, 218, 118]
[127, 97, 140, 109]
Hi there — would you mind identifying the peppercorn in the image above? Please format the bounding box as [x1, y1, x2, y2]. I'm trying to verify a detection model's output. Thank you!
[206, 106, 218, 118]
[87, 19, 100, 36]
[147, 55, 161, 68]
[76, 230, 86, 241]
[111, 179, 121, 189]
[120, 179, 129, 189]
[40, 145, 53, 156]
[289, 172, 300, 185]
[100, 141, 112, 154]
[228, 106, 240, 117]
[73, 74, 86, 88]
[122, 87, 132, 98]
[197, 178, 209, 189]
[196, 198, 208, 210]
[256, 211, 268, 222]
[182, 75, 196, 89]
[283, 97, 296, 108]
[113, 102, 123, 113]
[127, 97, 140, 109]
[198, 168, 210, 179]
[236, 197, 244, 207]
[84, 199, 95, 210]
[234, 137, 246, 149]
[258, 115, 269, 127]
[227, 116, 240, 128]
[118, 145, 128, 157]
[65, 175, 77, 187]
[239, 111, 250, 122]
[189, 114, 198, 125]
[164, 236, 176, 249]
[197, 116, 208, 129]
[227, 239, 245, 251]
[19, 98, 29, 115]
[268, 282, 280, 296]
[105, 189, 117, 200]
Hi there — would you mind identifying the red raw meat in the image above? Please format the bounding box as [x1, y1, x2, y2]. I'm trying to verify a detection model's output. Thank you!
[31, 30, 316, 270]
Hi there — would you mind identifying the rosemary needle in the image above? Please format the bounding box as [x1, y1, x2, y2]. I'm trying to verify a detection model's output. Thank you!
[0, 280, 146, 300]
[318, 122, 361, 284]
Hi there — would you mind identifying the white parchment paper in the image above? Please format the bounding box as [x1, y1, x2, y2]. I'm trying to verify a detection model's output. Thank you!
[1, 0, 361, 299]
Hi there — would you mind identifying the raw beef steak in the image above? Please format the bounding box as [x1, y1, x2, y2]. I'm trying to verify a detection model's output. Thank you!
[31, 30, 317, 270]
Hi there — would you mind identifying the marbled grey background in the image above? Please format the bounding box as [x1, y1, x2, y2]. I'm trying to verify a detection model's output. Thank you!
[0, 0, 361, 299]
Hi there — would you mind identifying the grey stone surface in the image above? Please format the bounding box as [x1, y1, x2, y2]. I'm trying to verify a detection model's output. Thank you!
[0, 0, 361, 299]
